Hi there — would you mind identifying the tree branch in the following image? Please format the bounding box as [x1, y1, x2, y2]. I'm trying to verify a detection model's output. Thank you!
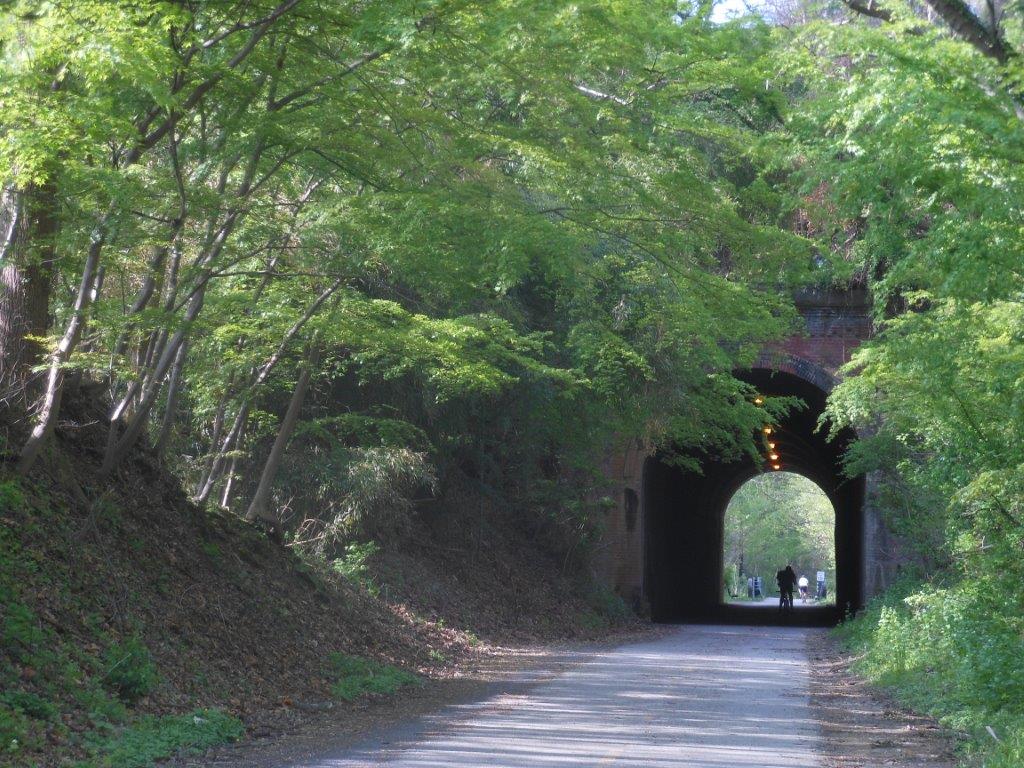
[921, 0, 1012, 63]
[840, 0, 893, 22]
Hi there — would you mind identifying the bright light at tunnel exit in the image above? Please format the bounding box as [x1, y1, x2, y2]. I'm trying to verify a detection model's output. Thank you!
[722, 471, 837, 608]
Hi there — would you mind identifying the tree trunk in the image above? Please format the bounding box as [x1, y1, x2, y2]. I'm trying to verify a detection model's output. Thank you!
[100, 284, 207, 476]
[194, 276, 342, 502]
[245, 344, 319, 525]
[0, 181, 58, 404]
[219, 415, 247, 510]
[154, 338, 188, 457]
[17, 230, 103, 475]
[195, 402, 250, 503]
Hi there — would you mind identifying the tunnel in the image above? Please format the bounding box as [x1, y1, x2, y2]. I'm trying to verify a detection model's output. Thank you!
[643, 368, 864, 626]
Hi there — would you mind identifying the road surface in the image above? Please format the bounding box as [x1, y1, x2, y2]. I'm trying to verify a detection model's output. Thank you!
[279, 625, 821, 768]
[727, 597, 834, 610]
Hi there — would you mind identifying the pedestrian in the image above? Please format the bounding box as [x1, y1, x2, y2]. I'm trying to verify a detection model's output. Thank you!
[798, 574, 809, 603]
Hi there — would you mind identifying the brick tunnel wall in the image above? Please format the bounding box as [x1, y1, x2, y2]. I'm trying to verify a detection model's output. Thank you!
[591, 288, 905, 612]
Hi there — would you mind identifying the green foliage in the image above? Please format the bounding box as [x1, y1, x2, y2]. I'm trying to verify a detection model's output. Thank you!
[0, 479, 26, 512]
[80, 708, 244, 768]
[2, 601, 47, 662]
[837, 574, 1024, 767]
[588, 584, 633, 624]
[326, 654, 419, 702]
[331, 541, 381, 596]
[2, 0, 805, 556]
[0, 701, 39, 756]
[200, 541, 221, 560]
[6, 2, 1024, 764]
[723, 563, 740, 599]
[0, 690, 57, 721]
[775, 5, 1024, 760]
[578, 582, 634, 631]
[0, 488, 141, 764]
[290, 447, 437, 555]
[101, 636, 158, 704]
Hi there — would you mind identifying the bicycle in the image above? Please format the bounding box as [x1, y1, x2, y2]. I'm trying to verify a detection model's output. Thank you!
[778, 590, 793, 613]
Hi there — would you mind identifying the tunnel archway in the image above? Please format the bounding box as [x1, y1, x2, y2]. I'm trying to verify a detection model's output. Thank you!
[643, 366, 864, 626]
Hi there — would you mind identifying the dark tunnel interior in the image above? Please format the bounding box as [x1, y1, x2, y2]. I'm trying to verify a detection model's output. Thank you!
[643, 369, 864, 627]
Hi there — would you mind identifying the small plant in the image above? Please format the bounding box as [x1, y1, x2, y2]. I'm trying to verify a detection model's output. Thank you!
[326, 653, 418, 702]
[82, 708, 244, 768]
[588, 584, 632, 623]
[0, 701, 39, 756]
[0, 479, 26, 512]
[91, 494, 123, 528]
[579, 609, 608, 632]
[331, 541, 380, 595]
[102, 636, 158, 704]
[200, 540, 221, 560]
[2, 602, 47, 662]
[0, 691, 57, 721]
[76, 684, 129, 727]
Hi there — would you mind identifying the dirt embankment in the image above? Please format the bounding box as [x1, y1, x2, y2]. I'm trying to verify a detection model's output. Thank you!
[0, 393, 631, 767]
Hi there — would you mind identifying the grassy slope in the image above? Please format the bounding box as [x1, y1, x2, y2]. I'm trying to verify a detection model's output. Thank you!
[835, 577, 1024, 767]
[0, 399, 627, 768]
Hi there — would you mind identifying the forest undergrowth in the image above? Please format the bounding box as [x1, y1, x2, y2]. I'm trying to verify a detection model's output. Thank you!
[836, 572, 1024, 767]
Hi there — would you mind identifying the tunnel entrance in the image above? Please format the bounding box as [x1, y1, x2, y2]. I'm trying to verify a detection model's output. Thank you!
[643, 368, 864, 626]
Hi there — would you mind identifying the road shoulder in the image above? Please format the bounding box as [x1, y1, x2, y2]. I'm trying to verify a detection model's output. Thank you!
[808, 631, 959, 767]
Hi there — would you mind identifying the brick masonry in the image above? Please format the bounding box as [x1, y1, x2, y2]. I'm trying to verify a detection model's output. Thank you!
[593, 288, 902, 610]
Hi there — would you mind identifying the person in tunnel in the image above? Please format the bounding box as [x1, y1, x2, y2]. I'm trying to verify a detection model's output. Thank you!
[776, 564, 797, 612]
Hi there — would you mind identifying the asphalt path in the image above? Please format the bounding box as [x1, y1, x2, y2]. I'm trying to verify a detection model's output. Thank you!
[284, 625, 821, 768]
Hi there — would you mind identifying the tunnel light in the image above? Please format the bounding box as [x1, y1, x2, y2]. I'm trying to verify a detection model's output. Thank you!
[769, 453, 779, 461]
[772, 463, 782, 470]
[768, 442, 776, 449]
[754, 397, 764, 405]
[763, 426, 773, 435]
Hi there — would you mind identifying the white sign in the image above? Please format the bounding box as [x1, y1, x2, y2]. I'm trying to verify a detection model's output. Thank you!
[816, 571, 826, 582]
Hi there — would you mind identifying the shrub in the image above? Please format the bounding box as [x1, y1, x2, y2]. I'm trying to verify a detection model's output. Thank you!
[2, 602, 47, 662]
[293, 447, 436, 556]
[579, 610, 607, 632]
[0, 479, 26, 512]
[589, 583, 632, 623]
[0, 701, 39, 756]
[0, 691, 57, 721]
[76, 685, 129, 726]
[331, 541, 380, 595]
[723, 563, 739, 599]
[838, 573, 1024, 767]
[102, 636, 158, 704]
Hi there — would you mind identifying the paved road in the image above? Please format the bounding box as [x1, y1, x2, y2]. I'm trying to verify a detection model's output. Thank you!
[288, 625, 821, 768]
[727, 597, 833, 610]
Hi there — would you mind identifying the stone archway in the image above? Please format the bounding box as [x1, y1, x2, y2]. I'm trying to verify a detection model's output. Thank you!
[591, 289, 900, 622]
[641, 367, 864, 624]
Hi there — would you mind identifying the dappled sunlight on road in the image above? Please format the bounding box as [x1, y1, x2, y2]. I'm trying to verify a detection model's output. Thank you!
[299, 626, 820, 768]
